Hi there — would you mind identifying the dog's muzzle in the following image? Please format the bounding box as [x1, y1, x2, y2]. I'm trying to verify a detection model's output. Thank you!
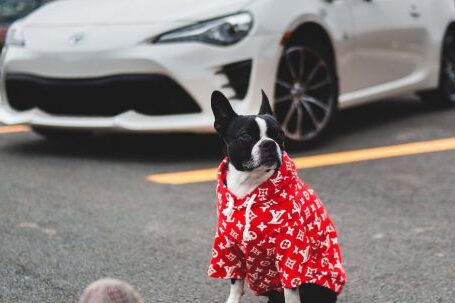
[259, 140, 282, 168]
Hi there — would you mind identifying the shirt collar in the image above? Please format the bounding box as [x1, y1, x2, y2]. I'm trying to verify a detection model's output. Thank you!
[217, 152, 297, 206]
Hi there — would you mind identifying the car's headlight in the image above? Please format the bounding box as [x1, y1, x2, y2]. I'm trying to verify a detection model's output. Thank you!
[5, 23, 25, 47]
[154, 12, 253, 46]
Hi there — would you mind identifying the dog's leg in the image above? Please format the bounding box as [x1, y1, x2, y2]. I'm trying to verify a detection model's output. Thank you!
[226, 279, 244, 303]
[284, 287, 300, 303]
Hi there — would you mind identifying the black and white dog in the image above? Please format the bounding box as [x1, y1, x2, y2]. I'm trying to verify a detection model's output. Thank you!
[209, 90, 344, 303]
[213, 90, 285, 198]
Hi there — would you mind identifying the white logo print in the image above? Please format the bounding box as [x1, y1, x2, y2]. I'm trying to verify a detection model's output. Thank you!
[230, 230, 239, 240]
[303, 191, 310, 201]
[269, 209, 286, 225]
[286, 226, 295, 236]
[285, 258, 296, 269]
[292, 201, 301, 214]
[296, 229, 304, 241]
[216, 259, 225, 267]
[270, 172, 283, 187]
[299, 246, 310, 263]
[321, 257, 329, 267]
[259, 282, 268, 289]
[257, 222, 267, 232]
[304, 207, 311, 219]
[226, 252, 236, 261]
[250, 246, 261, 255]
[208, 265, 216, 275]
[244, 230, 257, 241]
[305, 267, 317, 278]
[291, 277, 301, 287]
[280, 239, 292, 249]
[260, 260, 271, 267]
[266, 269, 278, 277]
[248, 272, 259, 281]
[258, 188, 268, 201]
[224, 266, 236, 277]
[286, 161, 293, 171]
[224, 193, 236, 222]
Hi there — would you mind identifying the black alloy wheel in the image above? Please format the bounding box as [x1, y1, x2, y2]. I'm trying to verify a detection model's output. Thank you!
[419, 30, 455, 108]
[274, 42, 337, 146]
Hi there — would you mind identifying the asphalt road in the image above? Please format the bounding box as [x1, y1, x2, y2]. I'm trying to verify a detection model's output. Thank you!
[0, 97, 454, 303]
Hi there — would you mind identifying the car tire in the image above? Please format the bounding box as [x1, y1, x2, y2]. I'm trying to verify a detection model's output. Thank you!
[32, 127, 93, 142]
[274, 38, 338, 148]
[419, 29, 455, 108]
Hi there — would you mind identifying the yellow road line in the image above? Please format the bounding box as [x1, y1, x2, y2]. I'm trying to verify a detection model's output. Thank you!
[0, 125, 30, 134]
[147, 167, 218, 185]
[147, 137, 455, 185]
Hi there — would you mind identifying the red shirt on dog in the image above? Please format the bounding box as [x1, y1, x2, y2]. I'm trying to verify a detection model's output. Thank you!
[208, 153, 346, 295]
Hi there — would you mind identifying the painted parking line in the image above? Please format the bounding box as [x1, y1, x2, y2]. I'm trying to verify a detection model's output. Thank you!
[147, 137, 455, 185]
[0, 125, 30, 134]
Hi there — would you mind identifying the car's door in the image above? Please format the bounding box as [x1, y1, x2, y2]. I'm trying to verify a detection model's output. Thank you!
[349, 0, 427, 92]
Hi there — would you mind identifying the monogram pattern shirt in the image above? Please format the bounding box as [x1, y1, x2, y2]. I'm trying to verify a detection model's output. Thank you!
[208, 153, 346, 295]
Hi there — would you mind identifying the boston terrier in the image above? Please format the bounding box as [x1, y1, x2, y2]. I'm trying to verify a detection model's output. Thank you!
[208, 90, 346, 303]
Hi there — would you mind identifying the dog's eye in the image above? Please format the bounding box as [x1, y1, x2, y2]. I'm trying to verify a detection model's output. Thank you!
[239, 133, 252, 141]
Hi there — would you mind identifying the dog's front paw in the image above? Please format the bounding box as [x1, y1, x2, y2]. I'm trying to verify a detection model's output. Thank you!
[225, 292, 243, 303]
[225, 297, 240, 303]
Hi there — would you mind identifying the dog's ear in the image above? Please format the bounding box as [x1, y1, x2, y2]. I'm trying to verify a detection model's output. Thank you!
[258, 89, 273, 116]
[211, 90, 237, 135]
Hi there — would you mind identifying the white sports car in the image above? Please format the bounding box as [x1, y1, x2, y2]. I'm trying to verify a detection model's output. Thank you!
[1, 0, 455, 144]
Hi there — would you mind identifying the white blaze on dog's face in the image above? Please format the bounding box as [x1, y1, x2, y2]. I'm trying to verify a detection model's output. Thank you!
[249, 116, 283, 171]
[211, 90, 285, 172]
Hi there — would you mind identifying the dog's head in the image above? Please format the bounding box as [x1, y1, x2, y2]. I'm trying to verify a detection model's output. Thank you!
[211, 90, 285, 172]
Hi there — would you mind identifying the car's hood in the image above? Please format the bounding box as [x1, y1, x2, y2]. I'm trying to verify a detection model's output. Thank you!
[24, 0, 256, 26]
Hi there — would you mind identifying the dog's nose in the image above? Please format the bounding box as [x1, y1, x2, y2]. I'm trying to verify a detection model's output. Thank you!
[261, 140, 276, 151]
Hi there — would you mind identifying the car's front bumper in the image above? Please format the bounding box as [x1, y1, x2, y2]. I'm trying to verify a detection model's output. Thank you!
[0, 33, 282, 133]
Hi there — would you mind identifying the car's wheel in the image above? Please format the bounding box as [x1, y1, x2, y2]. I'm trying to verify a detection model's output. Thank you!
[419, 29, 455, 108]
[274, 40, 338, 147]
[32, 127, 93, 142]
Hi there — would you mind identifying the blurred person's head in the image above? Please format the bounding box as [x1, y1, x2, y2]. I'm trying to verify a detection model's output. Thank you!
[78, 278, 143, 303]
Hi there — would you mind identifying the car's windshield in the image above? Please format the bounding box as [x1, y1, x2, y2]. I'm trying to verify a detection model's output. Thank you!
[0, 0, 50, 24]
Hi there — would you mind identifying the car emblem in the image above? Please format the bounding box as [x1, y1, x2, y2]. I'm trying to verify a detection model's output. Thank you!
[68, 32, 85, 46]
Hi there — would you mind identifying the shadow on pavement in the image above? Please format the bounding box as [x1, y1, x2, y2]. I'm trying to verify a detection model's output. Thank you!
[4, 131, 226, 163]
[329, 97, 427, 137]
[3, 97, 449, 163]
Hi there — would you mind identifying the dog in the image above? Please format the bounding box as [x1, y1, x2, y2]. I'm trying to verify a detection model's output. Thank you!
[208, 90, 346, 303]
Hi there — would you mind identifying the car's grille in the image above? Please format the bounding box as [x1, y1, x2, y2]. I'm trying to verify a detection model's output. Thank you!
[5, 74, 201, 117]
[217, 59, 252, 100]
